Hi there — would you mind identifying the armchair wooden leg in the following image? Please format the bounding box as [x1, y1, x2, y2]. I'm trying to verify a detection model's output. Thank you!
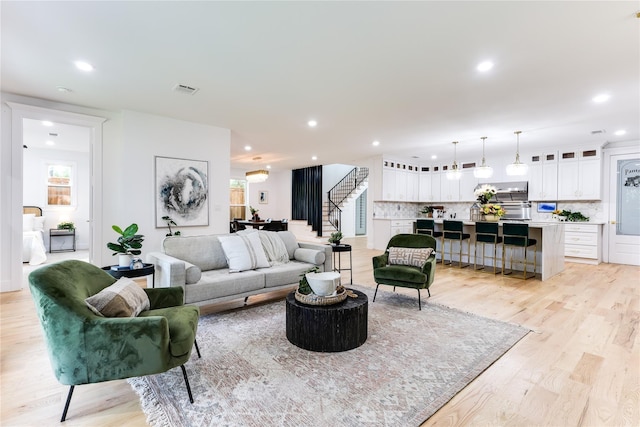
[180, 365, 194, 404]
[61, 385, 74, 422]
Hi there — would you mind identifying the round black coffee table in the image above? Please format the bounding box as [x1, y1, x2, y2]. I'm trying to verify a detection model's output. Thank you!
[285, 289, 368, 352]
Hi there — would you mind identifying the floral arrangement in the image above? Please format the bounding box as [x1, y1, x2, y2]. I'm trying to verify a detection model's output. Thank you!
[481, 204, 506, 218]
[474, 184, 497, 204]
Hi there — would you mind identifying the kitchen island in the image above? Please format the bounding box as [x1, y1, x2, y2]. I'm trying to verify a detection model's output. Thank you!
[372, 218, 565, 281]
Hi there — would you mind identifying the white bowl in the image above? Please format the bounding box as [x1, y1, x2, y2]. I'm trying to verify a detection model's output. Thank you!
[305, 272, 341, 296]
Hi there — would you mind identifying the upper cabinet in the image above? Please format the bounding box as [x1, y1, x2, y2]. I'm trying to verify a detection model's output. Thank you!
[557, 147, 602, 200]
[379, 159, 419, 201]
[528, 151, 558, 201]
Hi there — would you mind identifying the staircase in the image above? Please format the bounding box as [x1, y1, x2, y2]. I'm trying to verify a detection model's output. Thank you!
[326, 167, 369, 235]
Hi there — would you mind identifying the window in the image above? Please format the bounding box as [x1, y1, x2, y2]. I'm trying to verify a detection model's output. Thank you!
[230, 179, 247, 220]
[47, 164, 74, 206]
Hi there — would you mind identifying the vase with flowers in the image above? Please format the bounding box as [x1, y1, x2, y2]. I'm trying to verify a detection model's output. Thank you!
[474, 184, 497, 205]
[481, 204, 506, 221]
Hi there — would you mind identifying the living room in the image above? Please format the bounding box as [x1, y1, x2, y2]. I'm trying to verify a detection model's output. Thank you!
[2, 1, 639, 426]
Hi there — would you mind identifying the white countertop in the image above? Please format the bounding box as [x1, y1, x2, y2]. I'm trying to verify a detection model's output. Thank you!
[373, 218, 606, 226]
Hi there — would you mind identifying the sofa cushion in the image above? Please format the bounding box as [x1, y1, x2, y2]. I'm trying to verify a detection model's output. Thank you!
[276, 231, 299, 259]
[388, 247, 434, 268]
[263, 260, 323, 289]
[294, 247, 326, 265]
[183, 268, 265, 303]
[218, 233, 270, 272]
[163, 235, 228, 271]
[85, 277, 150, 317]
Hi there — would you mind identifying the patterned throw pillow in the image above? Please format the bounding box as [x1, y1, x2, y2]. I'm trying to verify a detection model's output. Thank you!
[388, 247, 434, 268]
[85, 277, 150, 317]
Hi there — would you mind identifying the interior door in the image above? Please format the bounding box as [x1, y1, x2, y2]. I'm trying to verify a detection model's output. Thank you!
[608, 154, 640, 265]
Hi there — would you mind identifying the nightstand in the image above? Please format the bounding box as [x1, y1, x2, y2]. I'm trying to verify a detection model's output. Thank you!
[49, 228, 76, 253]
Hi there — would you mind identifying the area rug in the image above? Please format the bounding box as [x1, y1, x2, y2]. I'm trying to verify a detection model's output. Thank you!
[128, 286, 529, 426]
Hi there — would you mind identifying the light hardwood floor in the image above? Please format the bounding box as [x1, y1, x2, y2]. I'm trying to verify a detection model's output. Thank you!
[2, 239, 638, 426]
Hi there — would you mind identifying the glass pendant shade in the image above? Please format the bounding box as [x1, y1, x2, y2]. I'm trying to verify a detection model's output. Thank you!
[506, 131, 528, 176]
[473, 136, 494, 179]
[446, 141, 462, 180]
[246, 169, 269, 183]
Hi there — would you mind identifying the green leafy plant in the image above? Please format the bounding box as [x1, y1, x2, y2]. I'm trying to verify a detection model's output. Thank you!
[298, 266, 320, 295]
[553, 209, 589, 222]
[107, 223, 144, 256]
[249, 206, 259, 215]
[481, 204, 506, 218]
[328, 231, 343, 244]
[162, 216, 181, 236]
[57, 221, 75, 230]
[420, 206, 434, 215]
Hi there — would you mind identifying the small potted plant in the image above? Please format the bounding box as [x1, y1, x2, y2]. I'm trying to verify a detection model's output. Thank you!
[107, 223, 144, 267]
[328, 231, 343, 245]
[250, 206, 260, 221]
[420, 206, 434, 218]
[162, 216, 181, 236]
[57, 221, 75, 230]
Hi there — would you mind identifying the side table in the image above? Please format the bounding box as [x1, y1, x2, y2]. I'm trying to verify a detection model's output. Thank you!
[102, 264, 155, 288]
[285, 289, 368, 352]
[49, 228, 76, 253]
[331, 243, 353, 284]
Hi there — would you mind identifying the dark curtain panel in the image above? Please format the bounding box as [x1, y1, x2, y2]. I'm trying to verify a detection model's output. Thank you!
[292, 165, 323, 236]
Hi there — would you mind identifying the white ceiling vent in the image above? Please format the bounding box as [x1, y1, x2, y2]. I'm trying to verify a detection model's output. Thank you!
[172, 84, 199, 95]
[591, 129, 606, 135]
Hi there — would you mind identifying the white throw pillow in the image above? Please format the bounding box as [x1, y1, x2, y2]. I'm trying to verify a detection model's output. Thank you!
[85, 277, 150, 317]
[23, 214, 35, 231]
[218, 233, 270, 272]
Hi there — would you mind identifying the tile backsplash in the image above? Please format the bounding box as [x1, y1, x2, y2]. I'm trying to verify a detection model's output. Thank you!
[373, 201, 605, 222]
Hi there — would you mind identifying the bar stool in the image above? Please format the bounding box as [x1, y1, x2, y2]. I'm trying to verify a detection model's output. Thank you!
[474, 221, 503, 274]
[442, 220, 471, 268]
[416, 219, 443, 261]
[502, 222, 537, 279]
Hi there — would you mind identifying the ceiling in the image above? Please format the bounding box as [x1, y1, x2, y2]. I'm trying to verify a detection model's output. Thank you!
[3, 1, 639, 171]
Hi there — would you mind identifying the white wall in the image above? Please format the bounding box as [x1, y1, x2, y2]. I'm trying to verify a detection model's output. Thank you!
[231, 168, 293, 221]
[23, 147, 90, 251]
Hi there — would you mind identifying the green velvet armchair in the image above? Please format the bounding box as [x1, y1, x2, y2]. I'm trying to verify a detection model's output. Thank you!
[372, 233, 437, 310]
[28, 260, 200, 422]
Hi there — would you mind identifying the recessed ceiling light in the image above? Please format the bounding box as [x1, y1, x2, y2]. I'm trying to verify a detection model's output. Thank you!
[74, 60, 94, 72]
[592, 93, 610, 103]
[308, 120, 318, 128]
[431, 155, 437, 160]
[244, 145, 252, 151]
[45, 140, 55, 146]
[266, 165, 271, 169]
[476, 61, 494, 72]
[41, 121, 53, 127]
[56, 86, 72, 93]
[311, 155, 318, 161]
[614, 129, 627, 136]
[372, 140, 380, 146]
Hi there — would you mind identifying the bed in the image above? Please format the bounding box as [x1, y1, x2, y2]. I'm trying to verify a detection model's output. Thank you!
[23, 206, 47, 266]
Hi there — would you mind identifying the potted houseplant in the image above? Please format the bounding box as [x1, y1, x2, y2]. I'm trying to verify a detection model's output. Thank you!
[474, 184, 497, 205]
[57, 221, 75, 230]
[107, 223, 145, 267]
[420, 206, 434, 218]
[249, 206, 260, 221]
[328, 231, 343, 245]
[162, 216, 181, 236]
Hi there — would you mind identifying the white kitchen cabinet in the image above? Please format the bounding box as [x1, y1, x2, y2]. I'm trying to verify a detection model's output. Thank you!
[564, 223, 602, 264]
[381, 166, 396, 200]
[430, 168, 442, 202]
[557, 148, 602, 200]
[380, 159, 420, 201]
[373, 219, 415, 250]
[528, 152, 558, 201]
[418, 169, 431, 201]
[440, 168, 460, 201]
[395, 169, 408, 200]
[459, 168, 477, 201]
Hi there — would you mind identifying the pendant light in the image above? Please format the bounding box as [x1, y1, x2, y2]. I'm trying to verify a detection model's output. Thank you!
[446, 141, 462, 180]
[473, 136, 493, 179]
[506, 131, 528, 176]
[246, 169, 269, 183]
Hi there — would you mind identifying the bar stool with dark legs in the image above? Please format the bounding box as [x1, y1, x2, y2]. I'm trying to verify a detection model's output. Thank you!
[416, 219, 443, 262]
[474, 221, 503, 274]
[442, 220, 471, 268]
[502, 222, 537, 279]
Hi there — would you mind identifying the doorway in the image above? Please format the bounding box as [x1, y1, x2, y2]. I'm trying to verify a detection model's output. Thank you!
[607, 153, 640, 265]
[6, 102, 105, 292]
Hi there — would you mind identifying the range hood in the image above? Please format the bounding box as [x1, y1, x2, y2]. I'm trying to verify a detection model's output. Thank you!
[475, 181, 528, 202]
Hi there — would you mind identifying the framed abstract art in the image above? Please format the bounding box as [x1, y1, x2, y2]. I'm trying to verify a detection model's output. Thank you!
[155, 156, 209, 227]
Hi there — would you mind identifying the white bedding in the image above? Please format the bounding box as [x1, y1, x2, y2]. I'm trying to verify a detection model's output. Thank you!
[23, 214, 47, 266]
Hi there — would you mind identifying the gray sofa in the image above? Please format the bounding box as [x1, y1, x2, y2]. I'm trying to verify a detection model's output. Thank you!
[147, 231, 332, 307]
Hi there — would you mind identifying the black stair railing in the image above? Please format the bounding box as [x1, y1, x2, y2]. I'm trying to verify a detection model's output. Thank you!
[327, 167, 369, 232]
